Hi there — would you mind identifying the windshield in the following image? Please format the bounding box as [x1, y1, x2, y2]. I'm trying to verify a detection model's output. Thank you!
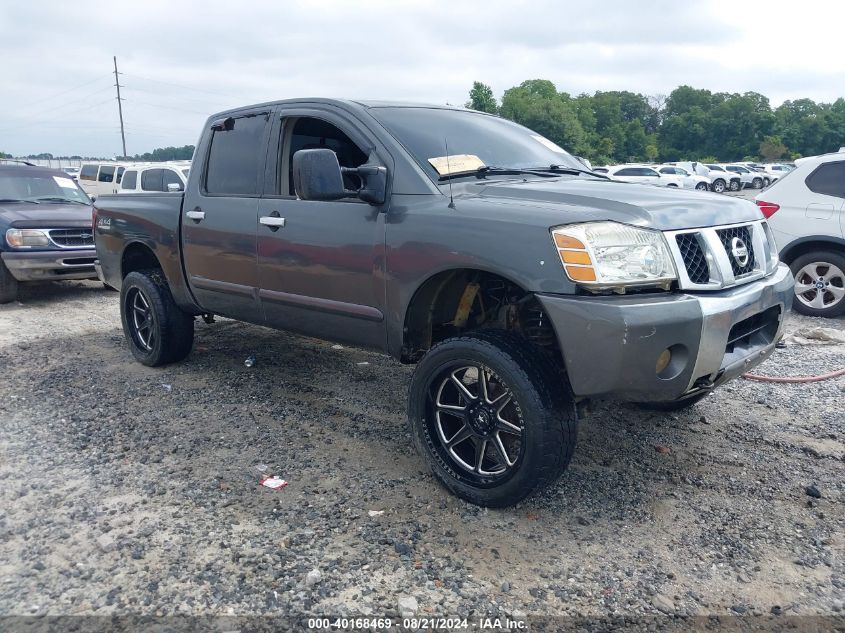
[0, 171, 91, 204]
[369, 107, 586, 182]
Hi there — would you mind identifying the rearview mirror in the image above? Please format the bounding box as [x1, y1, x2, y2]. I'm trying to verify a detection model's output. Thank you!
[293, 148, 387, 206]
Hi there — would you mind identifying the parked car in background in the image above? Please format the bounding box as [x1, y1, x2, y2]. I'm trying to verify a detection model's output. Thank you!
[606, 165, 684, 187]
[94, 98, 792, 507]
[78, 162, 129, 198]
[0, 165, 97, 303]
[670, 162, 731, 193]
[656, 165, 711, 191]
[756, 150, 845, 317]
[759, 164, 792, 185]
[722, 164, 764, 189]
[706, 165, 742, 192]
[119, 162, 190, 194]
[62, 166, 81, 181]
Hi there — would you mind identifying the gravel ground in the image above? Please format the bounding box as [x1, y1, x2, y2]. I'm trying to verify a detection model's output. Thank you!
[0, 280, 843, 626]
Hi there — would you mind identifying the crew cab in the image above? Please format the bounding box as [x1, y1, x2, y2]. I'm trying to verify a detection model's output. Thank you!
[94, 99, 793, 507]
[1, 165, 97, 303]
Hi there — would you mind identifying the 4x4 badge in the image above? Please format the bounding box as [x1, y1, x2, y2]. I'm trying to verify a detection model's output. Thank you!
[731, 237, 749, 267]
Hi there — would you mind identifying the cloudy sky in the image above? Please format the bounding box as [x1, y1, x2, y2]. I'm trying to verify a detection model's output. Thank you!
[1, 0, 841, 158]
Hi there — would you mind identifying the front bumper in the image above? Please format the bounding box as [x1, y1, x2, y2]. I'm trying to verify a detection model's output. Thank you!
[536, 263, 794, 402]
[1, 249, 99, 281]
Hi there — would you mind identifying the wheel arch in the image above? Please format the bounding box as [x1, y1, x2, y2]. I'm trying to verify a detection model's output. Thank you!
[779, 236, 845, 264]
[399, 267, 560, 365]
[121, 241, 162, 278]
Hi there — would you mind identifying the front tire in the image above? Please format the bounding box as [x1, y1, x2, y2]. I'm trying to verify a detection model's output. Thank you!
[712, 179, 726, 193]
[789, 252, 845, 317]
[408, 330, 578, 507]
[120, 269, 194, 366]
[0, 260, 18, 304]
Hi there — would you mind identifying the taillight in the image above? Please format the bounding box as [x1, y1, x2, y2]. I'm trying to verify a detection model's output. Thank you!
[756, 200, 780, 218]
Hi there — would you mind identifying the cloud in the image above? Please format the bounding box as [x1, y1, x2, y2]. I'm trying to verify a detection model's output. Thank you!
[0, 0, 841, 156]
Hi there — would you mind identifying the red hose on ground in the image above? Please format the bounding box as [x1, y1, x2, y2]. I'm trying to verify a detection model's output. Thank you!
[743, 367, 845, 383]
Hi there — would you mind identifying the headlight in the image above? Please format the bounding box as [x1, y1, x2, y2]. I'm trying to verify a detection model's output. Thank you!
[551, 221, 677, 291]
[6, 229, 50, 248]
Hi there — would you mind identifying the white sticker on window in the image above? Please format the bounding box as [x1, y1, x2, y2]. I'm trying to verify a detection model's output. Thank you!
[531, 135, 567, 154]
[53, 176, 77, 189]
[428, 154, 486, 176]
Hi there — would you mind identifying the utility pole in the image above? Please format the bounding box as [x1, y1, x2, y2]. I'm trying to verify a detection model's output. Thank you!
[113, 56, 127, 158]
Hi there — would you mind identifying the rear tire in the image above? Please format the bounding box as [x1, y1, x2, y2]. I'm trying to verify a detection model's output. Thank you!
[789, 251, 845, 318]
[408, 330, 578, 507]
[752, 177, 763, 189]
[729, 180, 741, 192]
[695, 182, 709, 191]
[712, 179, 726, 193]
[120, 269, 194, 366]
[0, 260, 19, 304]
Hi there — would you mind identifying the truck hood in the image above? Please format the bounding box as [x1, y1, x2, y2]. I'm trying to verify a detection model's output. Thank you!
[0, 202, 94, 228]
[473, 177, 763, 231]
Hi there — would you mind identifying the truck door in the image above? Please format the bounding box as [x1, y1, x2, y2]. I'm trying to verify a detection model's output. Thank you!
[256, 109, 388, 351]
[181, 110, 270, 323]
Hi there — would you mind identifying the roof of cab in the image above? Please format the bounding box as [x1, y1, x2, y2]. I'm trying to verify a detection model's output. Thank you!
[207, 98, 474, 119]
[0, 164, 75, 178]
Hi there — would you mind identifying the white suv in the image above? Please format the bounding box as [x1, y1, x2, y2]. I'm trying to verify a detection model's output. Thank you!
[655, 165, 710, 191]
[119, 163, 190, 194]
[756, 151, 845, 317]
[722, 164, 765, 189]
[705, 164, 743, 192]
[605, 165, 684, 187]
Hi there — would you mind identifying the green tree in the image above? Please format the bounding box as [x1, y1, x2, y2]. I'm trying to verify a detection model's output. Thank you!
[759, 135, 788, 161]
[465, 81, 498, 114]
[499, 80, 587, 154]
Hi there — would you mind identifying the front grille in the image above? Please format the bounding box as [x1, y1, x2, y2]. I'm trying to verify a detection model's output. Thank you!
[716, 225, 755, 277]
[48, 229, 94, 248]
[675, 233, 710, 284]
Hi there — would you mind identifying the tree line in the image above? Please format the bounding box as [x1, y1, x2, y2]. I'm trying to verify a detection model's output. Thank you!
[0, 146, 195, 162]
[466, 80, 845, 165]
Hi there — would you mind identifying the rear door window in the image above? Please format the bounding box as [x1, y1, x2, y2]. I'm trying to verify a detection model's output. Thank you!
[79, 164, 98, 181]
[205, 113, 268, 195]
[141, 169, 164, 191]
[98, 166, 115, 182]
[121, 170, 137, 190]
[805, 161, 845, 198]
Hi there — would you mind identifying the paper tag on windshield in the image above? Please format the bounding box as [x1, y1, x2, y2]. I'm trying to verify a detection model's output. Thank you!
[531, 135, 567, 154]
[53, 176, 77, 189]
[428, 154, 485, 176]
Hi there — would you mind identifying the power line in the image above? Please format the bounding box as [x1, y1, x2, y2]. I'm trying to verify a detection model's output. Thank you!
[9, 74, 113, 112]
[121, 72, 241, 100]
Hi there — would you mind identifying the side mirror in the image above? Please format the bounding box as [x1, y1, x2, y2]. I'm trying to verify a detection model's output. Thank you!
[167, 182, 183, 193]
[293, 149, 348, 201]
[293, 148, 387, 206]
[90, 194, 97, 202]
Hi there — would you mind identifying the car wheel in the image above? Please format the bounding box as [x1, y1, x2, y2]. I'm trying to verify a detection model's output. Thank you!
[638, 391, 710, 412]
[763, 177, 771, 187]
[120, 269, 195, 366]
[695, 182, 709, 191]
[408, 330, 577, 507]
[789, 252, 845, 317]
[729, 180, 741, 192]
[712, 179, 726, 193]
[0, 260, 19, 304]
[752, 177, 763, 189]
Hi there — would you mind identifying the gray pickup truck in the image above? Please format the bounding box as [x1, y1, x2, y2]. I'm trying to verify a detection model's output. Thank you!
[94, 99, 793, 507]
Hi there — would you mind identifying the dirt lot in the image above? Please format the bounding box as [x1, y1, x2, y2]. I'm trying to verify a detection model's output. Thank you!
[0, 280, 843, 626]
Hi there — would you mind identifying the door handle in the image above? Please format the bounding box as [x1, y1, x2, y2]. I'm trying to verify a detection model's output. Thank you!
[259, 214, 286, 230]
[186, 208, 205, 222]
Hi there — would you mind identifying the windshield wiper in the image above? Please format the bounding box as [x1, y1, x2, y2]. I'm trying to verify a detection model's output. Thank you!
[438, 165, 607, 181]
[33, 196, 89, 205]
[0, 198, 40, 204]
